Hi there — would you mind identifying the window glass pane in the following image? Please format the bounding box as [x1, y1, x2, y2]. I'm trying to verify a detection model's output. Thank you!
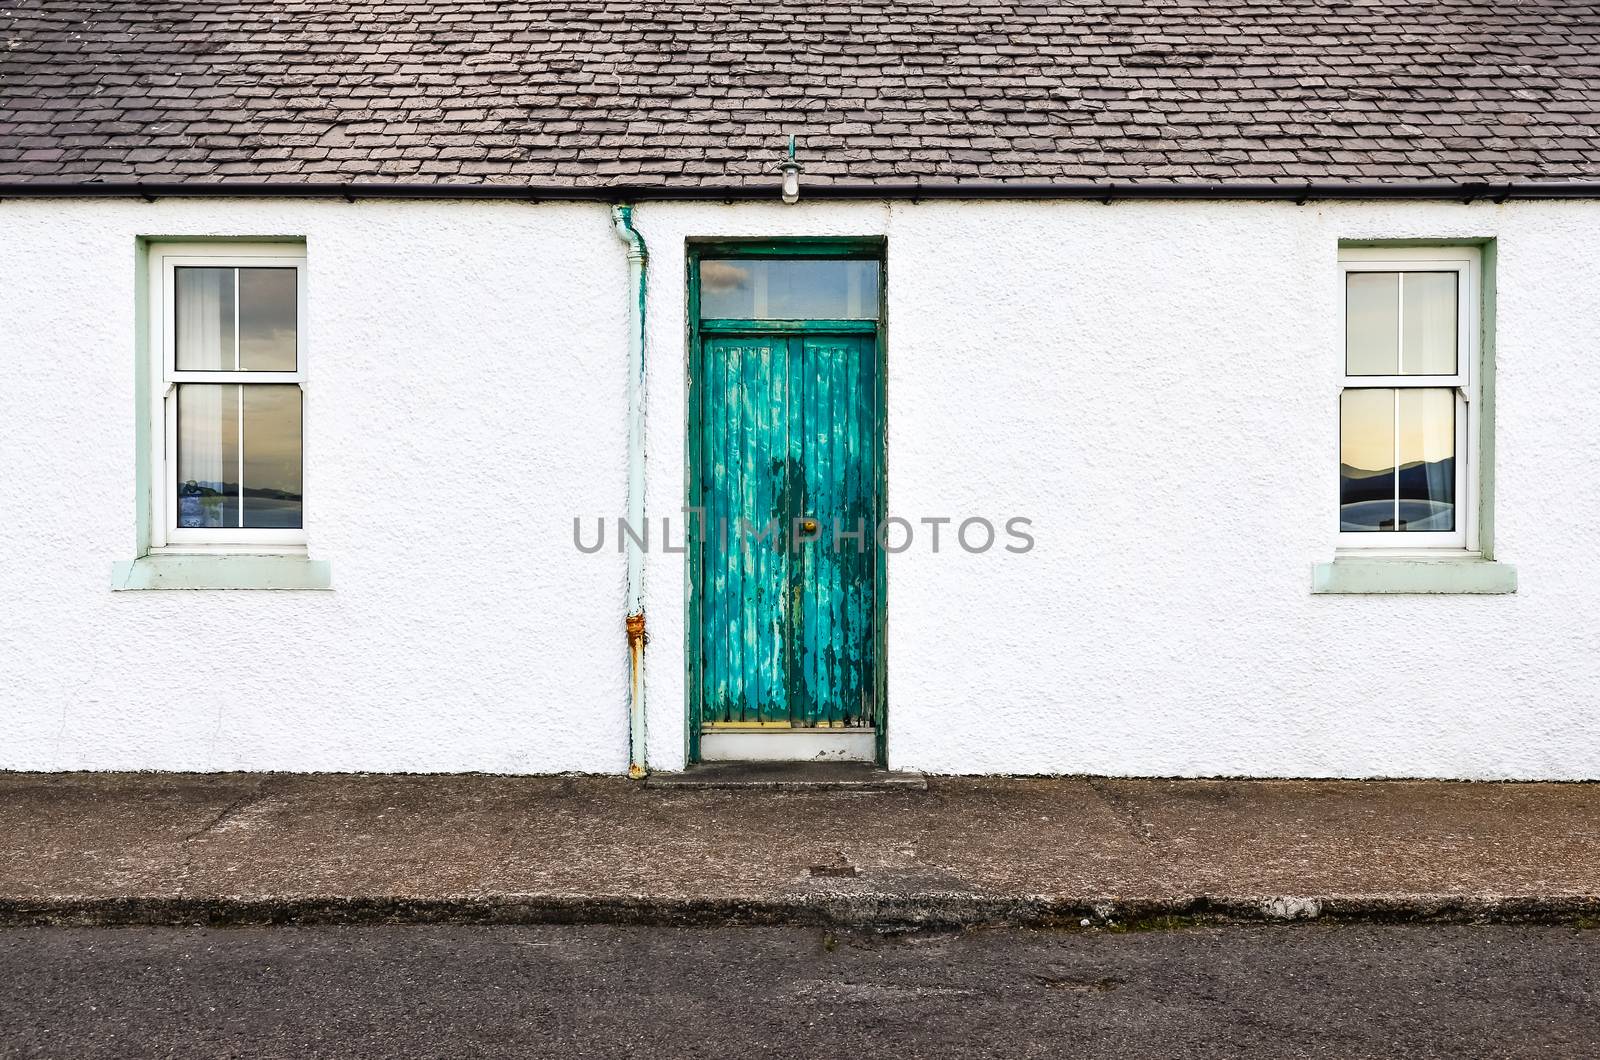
[1397, 388, 1455, 531]
[242, 385, 303, 528]
[176, 384, 302, 530]
[1345, 272, 1398, 375]
[1401, 271, 1457, 375]
[699, 258, 879, 319]
[1340, 388, 1395, 532]
[175, 268, 236, 371]
[239, 268, 297, 371]
[177, 383, 240, 528]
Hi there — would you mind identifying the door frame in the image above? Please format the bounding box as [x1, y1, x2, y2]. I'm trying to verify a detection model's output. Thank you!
[684, 237, 888, 765]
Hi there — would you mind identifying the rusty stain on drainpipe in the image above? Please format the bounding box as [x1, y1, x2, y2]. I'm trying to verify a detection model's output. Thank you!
[626, 611, 647, 779]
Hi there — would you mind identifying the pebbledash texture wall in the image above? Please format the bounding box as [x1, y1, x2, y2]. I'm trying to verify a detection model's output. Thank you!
[2, 196, 1597, 778]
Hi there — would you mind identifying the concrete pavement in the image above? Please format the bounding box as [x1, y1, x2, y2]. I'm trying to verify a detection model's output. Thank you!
[1, 772, 1598, 928]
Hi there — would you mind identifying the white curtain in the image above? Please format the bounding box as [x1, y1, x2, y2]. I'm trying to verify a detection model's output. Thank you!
[176, 269, 230, 527]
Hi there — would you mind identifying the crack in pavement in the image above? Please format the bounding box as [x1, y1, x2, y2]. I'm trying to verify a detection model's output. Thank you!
[177, 780, 268, 899]
[1086, 777, 1160, 852]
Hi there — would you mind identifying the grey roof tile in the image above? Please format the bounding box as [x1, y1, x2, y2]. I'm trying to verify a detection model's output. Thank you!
[0, 0, 1597, 184]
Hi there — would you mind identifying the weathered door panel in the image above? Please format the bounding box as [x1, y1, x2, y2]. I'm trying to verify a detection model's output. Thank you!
[699, 336, 793, 724]
[694, 331, 879, 733]
[793, 334, 877, 727]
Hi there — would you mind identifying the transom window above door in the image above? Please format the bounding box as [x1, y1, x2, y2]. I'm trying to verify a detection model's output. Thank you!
[697, 257, 880, 320]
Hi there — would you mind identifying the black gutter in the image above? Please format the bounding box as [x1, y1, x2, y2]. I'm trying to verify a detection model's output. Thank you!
[1, 180, 1598, 202]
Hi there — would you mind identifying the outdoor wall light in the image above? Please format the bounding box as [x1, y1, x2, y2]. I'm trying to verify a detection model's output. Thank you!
[777, 134, 803, 204]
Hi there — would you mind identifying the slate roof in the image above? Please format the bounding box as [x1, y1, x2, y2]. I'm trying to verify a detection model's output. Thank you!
[2, 0, 1599, 186]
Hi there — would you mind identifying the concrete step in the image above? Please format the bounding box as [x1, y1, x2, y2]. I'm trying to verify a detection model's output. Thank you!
[643, 761, 928, 791]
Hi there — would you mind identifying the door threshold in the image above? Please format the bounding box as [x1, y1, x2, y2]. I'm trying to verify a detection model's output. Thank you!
[645, 760, 926, 791]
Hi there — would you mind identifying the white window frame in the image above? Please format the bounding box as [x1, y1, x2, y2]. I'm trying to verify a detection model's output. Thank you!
[1337, 246, 1479, 554]
[147, 243, 308, 552]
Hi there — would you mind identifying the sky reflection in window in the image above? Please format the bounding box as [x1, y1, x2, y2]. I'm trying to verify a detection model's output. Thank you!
[700, 259, 879, 320]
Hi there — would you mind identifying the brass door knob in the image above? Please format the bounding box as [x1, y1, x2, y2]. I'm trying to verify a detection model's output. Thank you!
[801, 519, 818, 534]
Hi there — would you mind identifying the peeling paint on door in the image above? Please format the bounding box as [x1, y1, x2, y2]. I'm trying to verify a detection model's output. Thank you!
[687, 246, 884, 759]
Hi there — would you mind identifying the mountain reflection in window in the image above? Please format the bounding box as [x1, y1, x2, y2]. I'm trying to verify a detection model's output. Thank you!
[177, 383, 303, 529]
[699, 259, 879, 320]
[1340, 388, 1454, 532]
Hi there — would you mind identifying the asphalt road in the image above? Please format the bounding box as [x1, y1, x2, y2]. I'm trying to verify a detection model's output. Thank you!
[0, 923, 1595, 1058]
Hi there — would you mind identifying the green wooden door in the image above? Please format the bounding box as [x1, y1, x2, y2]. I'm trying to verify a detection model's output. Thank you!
[692, 331, 880, 740]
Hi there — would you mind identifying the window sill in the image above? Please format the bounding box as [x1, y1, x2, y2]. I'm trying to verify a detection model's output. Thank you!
[111, 553, 333, 591]
[1311, 557, 1516, 595]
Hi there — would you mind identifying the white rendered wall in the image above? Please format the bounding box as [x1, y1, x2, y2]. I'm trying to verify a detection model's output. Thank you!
[636, 198, 1600, 780]
[0, 199, 630, 772]
[2, 196, 1597, 777]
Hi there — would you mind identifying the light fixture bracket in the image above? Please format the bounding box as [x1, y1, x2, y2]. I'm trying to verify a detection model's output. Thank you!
[773, 134, 803, 204]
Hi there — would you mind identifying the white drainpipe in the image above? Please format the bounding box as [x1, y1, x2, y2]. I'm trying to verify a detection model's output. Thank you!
[611, 204, 649, 778]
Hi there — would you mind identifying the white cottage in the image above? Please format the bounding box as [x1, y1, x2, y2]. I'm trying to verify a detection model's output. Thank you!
[2, 2, 1598, 779]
